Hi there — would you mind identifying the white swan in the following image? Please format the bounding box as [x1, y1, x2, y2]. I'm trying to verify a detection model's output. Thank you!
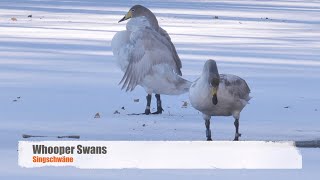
[112, 5, 191, 115]
[189, 60, 251, 141]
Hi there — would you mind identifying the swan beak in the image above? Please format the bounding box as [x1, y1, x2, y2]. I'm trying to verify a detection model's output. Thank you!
[212, 87, 218, 105]
[118, 11, 132, 23]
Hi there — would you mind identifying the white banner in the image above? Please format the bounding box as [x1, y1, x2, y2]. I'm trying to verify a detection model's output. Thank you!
[18, 141, 302, 169]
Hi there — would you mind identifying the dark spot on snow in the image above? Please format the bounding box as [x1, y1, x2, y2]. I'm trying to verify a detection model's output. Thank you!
[13, 99, 17, 102]
[94, 113, 101, 118]
[284, 106, 290, 108]
[121, 106, 125, 110]
[142, 124, 146, 127]
[28, 15, 32, 18]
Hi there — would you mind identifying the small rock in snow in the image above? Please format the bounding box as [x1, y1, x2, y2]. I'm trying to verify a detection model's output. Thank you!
[182, 101, 188, 108]
[94, 112, 101, 118]
[133, 99, 139, 102]
[113, 110, 120, 114]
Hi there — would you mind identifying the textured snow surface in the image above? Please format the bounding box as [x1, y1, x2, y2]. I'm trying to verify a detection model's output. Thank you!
[0, 0, 319, 179]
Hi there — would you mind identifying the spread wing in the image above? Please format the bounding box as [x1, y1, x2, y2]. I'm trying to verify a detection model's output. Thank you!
[119, 28, 179, 91]
[159, 27, 182, 75]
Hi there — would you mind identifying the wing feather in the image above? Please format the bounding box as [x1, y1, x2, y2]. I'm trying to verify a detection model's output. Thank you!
[220, 74, 251, 100]
[159, 27, 182, 75]
[119, 28, 177, 91]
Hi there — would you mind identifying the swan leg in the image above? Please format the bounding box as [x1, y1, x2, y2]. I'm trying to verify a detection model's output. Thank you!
[144, 94, 152, 115]
[233, 118, 241, 141]
[152, 94, 163, 114]
[203, 115, 212, 141]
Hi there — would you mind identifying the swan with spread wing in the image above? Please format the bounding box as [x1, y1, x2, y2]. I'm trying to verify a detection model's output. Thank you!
[112, 5, 191, 115]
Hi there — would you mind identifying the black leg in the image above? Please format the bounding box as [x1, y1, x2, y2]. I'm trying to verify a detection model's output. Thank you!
[205, 118, 212, 141]
[233, 118, 241, 141]
[152, 94, 163, 114]
[144, 94, 152, 115]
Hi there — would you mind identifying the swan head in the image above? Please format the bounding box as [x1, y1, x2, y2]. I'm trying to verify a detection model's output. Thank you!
[203, 59, 220, 105]
[118, 5, 159, 30]
[119, 5, 153, 22]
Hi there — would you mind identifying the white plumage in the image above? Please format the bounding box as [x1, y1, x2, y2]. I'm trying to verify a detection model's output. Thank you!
[189, 60, 251, 140]
[111, 5, 191, 114]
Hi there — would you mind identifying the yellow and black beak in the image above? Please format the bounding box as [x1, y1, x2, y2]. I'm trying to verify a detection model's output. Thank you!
[212, 87, 218, 105]
[118, 11, 132, 23]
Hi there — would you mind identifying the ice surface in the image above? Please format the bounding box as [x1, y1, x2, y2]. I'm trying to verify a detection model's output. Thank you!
[0, 0, 319, 179]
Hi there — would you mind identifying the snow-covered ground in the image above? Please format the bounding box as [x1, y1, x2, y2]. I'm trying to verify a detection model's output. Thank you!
[0, 0, 319, 179]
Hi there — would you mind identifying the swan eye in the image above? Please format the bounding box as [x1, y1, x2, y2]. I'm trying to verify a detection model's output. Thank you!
[131, 9, 135, 12]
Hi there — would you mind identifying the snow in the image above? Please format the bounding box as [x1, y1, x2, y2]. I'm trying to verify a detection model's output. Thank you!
[0, 0, 319, 179]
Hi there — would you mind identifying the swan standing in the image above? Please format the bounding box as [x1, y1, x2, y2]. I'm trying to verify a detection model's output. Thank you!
[189, 60, 251, 141]
[112, 5, 191, 114]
